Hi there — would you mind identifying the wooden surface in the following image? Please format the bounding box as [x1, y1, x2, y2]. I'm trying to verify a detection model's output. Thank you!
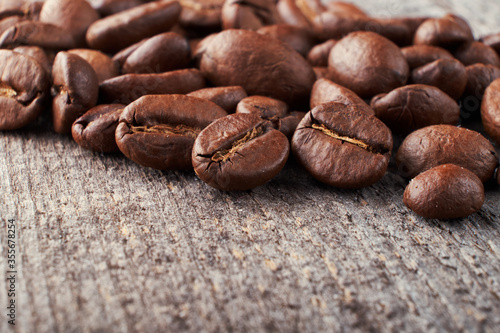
[1, 1, 500, 332]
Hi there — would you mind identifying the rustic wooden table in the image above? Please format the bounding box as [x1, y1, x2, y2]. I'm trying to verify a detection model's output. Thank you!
[1, 1, 500, 332]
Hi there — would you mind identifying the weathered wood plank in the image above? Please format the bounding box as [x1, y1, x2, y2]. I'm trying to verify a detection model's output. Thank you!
[1, 1, 500, 332]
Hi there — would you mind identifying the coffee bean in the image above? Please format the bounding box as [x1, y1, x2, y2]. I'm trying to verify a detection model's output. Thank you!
[328, 31, 409, 99]
[13, 46, 52, 75]
[86, 0, 144, 17]
[371, 84, 460, 134]
[396, 124, 498, 182]
[404, 164, 484, 219]
[481, 78, 500, 146]
[116, 32, 191, 74]
[0, 16, 26, 37]
[413, 14, 473, 49]
[276, 0, 324, 28]
[0, 21, 77, 49]
[86, 0, 181, 53]
[188, 86, 247, 113]
[454, 41, 500, 67]
[291, 101, 393, 188]
[481, 32, 500, 56]
[401, 45, 454, 70]
[461, 64, 500, 120]
[51, 52, 99, 134]
[178, 0, 224, 32]
[221, 0, 282, 31]
[116, 94, 227, 170]
[388, 17, 430, 45]
[192, 113, 290, 191]
[279, 111, 306, 139]
[199, 29, 315, 106]
[68, 49, 119, 84]
[410, 58, 466, 100]
[310, 78, 374, 115]
[312, 66, 335, 81]
[72, 104, 124, 153]
[257, 24, 316, 57]
[99, 68, 206, 104]
[307, 39, 337, 67]
[0, 49, 49, 130]
[40, 0, 99, 47]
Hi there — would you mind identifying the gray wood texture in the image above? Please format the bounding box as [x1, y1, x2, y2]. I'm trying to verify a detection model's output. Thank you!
[1, 1, 500, 332]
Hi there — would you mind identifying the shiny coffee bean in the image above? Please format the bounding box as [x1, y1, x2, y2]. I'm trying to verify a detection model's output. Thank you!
[454, 41, 500, 67]
[221, 0, 282, 31]
[396, 125, 498, 183]
[481, 78, 500, 146]
[257, 24, 316, 57]
[307, 39, 336, 67]
[401, 45, 454, 70]
[0, 50, 50, 130]
[116, 94, 227, 170]
[328, 31, 409, 98]
[310, 78, 374, 115]
[371, 84, 460, 134]
[0, 21, 77, 49]
[404, 164, 484, 219]
[51, 52, 99, 134]
[192, 113, 290, 191]
[188, 86, 248, 113]
[72, 104, 124, 153]
[0, 16, 26, 37]
[99, 68, 205, 104]
[276, 0, 323, 28]
[13, 46, 52, 75]
[68, 49, 119, 84]
[461, 64, 500, 119]
[178, 0, 224, 32]
[86, 0, 181, 53]
[413, 14, 473, 49]
[410, 58, 466, 100]
[292, 102, 393, 189]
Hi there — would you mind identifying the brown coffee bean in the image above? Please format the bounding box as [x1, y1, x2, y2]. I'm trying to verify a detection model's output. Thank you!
[292, 102, 393, 189]
[454, 41, 500, 67]
[389, 17, 430, 45]
[86, 0, 181, 53]
[117, 32, 191, 74]
[462, 64, 500, 119]
[178, 0, 224, 32]
[13, 46, 52, 75]
[276, 0, 315, 28]
[481, 32, 500, 55]
[371, 84, 460, 134]
[71, 104, 125, 153]
[0, 16, 25, 37]
[68, 49, 119, 84]
[396, 125, 498, 183]
[310, 78, 374, 115]
[279, 111, 306, 139]
[404, 164, 484, 219]
[0, 50, 50, 130]
[0, 21, 77, 49]
[307, 39, 336, 67]
[257, 24, 316, 57]
[481, 78, 500, 146]
[100, 68, 206, 104]
[39, 0, 99, 47]
[116, 94, 227, 170]
[86, 0, 144, 16]
[413, 14, 473, 49]
[192, 113, 290, 191]
[325, 1, 366, 17]
[328, 31, 409, 99]
[401, 45, 454, 70]
[221, 0, 282, 31]
[51, 52, 99, 134]
[199, 29, 315, 106]
[410, 58, 466, 100]
[187, 86, 248, 113]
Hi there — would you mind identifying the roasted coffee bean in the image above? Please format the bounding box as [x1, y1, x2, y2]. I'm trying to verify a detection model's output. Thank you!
[291, 102, 393, 189]
[401, 45, 454, 70]
[86, 0, 144, 16]
[178, 0, 224, 32]
[307, 39, 336, 67]
[389, 17, 430, 44]
[71, 104, 124, 153]
[68, 49, 119, 84]
[481, 32, 500, 55]
[192, 113, 290, 191]
[13, 46, 52, 75]
[188, 86, 247, 113]
[257, 24, 316, 57]
[39, 0, 99, 47]
[116, 94, 227, 170]
[279, 111, 306, 139]
[86, 0, 181, 53]
[0, 50, 49, 130]
[454, 41, 500, 67]
[116, 32, 191, 74]
[0, 16, 26, 37]
[0, 21, 77, 49]
[413, 14, 473, 49]
[481, 78, 500, 146]
[51, 52, 99, 134]
[461, 64, 500, 119]
[396, 124, 498, 183]
[325, 1, 367, 17]
[221, 0, 282, 31]
[310, 78, 374, 115]
[410, 58, 466, 100]
[199, 29, 315, 106]
[328, 31, 409, 98]
[100, 68, 205, 104]
[371, 84, 460, 134]
[404, 164, 484, 219]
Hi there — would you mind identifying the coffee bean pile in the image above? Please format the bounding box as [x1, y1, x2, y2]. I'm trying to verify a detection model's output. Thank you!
[1, 0, 500, 219]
